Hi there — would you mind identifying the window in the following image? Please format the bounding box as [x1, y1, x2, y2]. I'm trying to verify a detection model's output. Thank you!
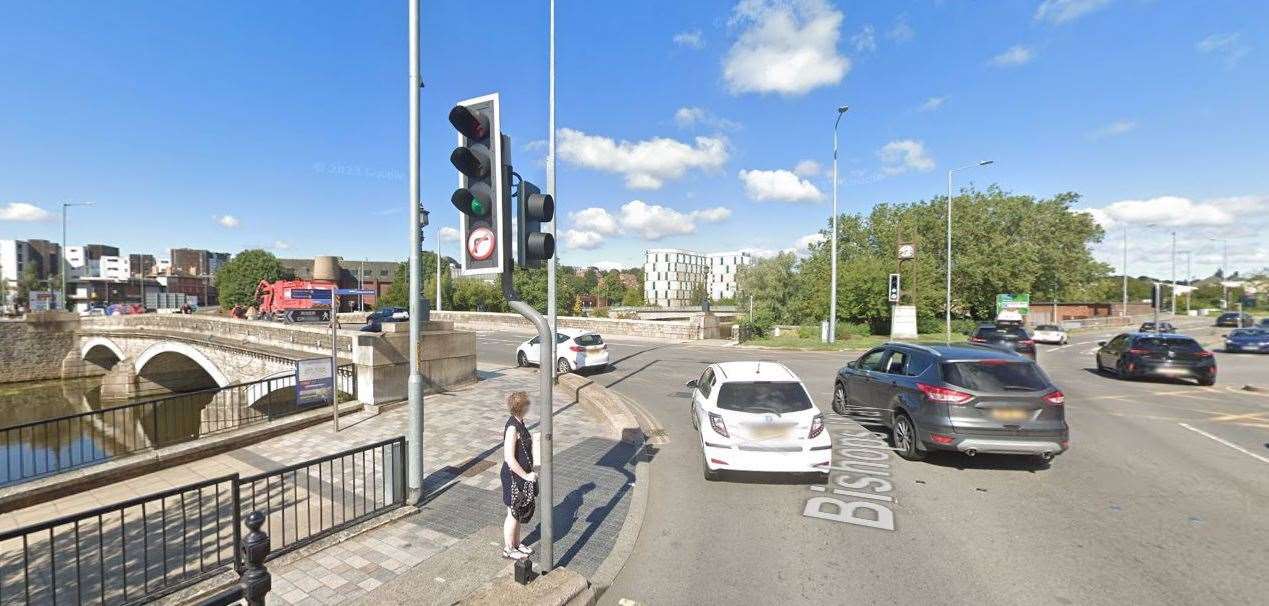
[882, 350, 909, 375]
[858, 349, 886, 371]
[1135, 336, 1203, 352]
[555, 333, 570, 343]
[1108, 334, 1129, 350]
[941, 361, 1050, 392]
[575, 334, 603, 347]
[698, 368, 715, 397]
[716, 381, 813, 413]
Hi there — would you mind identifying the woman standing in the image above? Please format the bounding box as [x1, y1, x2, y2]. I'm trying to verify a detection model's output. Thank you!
[501, 391, 537, 560]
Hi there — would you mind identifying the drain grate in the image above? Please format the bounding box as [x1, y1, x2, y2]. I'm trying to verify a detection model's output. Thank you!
[461, 458, 496, 477]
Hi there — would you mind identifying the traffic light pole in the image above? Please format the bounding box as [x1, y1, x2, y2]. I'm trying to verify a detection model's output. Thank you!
[501, 252, 555, 574]
[406, 0, 426, 504]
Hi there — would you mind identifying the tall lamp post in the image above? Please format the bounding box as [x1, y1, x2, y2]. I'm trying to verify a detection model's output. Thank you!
[828, 105, 848, 342]
[944, 160, 993, 342]
[61, 202, 94, 311]
[1210, 237, 1229, 309]
[1170, 230, 1177, 316]
[1120, 226, 1128, 316]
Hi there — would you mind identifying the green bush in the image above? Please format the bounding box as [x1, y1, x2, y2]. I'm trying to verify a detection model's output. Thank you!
[593, 307, 610, 318]
[838, 322, 872, 337]
[797, 324, 818, 339]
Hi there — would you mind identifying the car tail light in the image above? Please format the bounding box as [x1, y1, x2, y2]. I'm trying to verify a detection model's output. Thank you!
[930, 434, 954, 445]
[710, 458, 729, 466]
[1020, 339, 1035, 347]
[1197, 351, 1213, 358]
[1042, 390, 1065, 406]
[969, 336, 987, 343]
[568, 345, 584, 353]
[708, 412, 729, 438]
[808, 414, 824, 438]
[1128, 348, 1149, 355]
[917, 383, 973, 405]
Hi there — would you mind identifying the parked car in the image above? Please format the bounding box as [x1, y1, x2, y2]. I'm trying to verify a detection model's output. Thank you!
[1258, 318, 1269, 329]
[367, 306, 409, 323]
[515, 329, 610, 374]
[1139, 321, 1177, 333]
[969, 324, 1037, 359]
[1031, 324, 1069, 345]
[832, 343, 1068, 462]
[1223, 328, 1269, 353]
[1215, 312, 1254, 327]
[1095, 333, 1216, 385]
[689, 361, 830, 480]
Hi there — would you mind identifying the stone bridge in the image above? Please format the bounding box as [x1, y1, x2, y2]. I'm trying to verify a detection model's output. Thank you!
[63, 313, 477, 406]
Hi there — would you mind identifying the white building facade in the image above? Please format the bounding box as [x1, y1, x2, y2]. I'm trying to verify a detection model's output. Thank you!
[643, 248, 753, 307]
[0, 240, 30, 304]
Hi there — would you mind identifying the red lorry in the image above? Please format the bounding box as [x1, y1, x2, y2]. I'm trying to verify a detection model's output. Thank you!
[254, 279, 336, 323]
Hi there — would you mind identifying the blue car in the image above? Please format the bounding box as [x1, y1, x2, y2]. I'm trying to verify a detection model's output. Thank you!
[1223, 328, 1269, 353]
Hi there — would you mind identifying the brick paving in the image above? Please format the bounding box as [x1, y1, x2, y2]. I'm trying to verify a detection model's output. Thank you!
[0, 364, 641, 605]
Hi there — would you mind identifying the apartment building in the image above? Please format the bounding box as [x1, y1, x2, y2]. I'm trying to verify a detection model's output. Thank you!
[1, 239, 63, 304]
[643, 248, 753, 307]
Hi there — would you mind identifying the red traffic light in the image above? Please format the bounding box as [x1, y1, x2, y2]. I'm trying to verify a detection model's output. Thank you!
[448, 105, 489, 141]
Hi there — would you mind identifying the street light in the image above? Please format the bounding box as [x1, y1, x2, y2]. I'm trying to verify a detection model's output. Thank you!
[945, 160, 993, 342]
[828, 105, 848, 342]
[1209, 236, 1229, 309]
[1120, 226, 1128, 316]
[61, 201, 95, 311]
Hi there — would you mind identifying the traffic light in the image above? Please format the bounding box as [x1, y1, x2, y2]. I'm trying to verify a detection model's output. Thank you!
[888, 273, 901, 303]
[449, 93, 506, 276]
[517, 180, 555, 268]
[1150, 283, 1160, 309]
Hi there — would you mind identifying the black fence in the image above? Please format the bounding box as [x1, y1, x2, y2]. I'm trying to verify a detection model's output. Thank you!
[0, 437, 403, 605]
[0, 365, 357, 487]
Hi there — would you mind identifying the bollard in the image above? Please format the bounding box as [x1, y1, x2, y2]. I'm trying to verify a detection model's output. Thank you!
[239, 511, 272, 606]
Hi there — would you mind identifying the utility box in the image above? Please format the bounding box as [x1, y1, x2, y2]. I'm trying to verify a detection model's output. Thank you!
[891, 305, 918, 339]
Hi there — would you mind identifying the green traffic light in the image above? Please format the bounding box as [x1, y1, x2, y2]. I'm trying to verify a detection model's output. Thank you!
[470, 197, 485, 216]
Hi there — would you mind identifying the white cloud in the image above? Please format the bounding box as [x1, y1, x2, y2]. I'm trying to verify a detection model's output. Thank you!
[438, 226, 460, 242]
[794, 232, 826, 257]
[272, 240, 290, 251]
[570, 207, 621, 236]
[1087, 119, 1137, 140]
[794, 159, 822, 177]
[887, 16, 914, 42]
[562, 203, 730, 248]
[1196, 32, 1250, 68]
[1081, 195, 1254, 230]
[674, 29, 704, 49]
[738, 169, 825, 203]
[563, 229, 607, 250]
[557, 128, 729, 190]
[216, 215, 240, 228]
[522, 139, 547, 152]
[692, 207, 733, 223]
[878, 139, 935, 175]
[989, 45, 1035, 67]
[851, 25, 876, 53]
[674, 107, 740, 131]
[1034, 0, 1111, 25]
[740, 247, 782, 259]
[917, 96, 947, 112]
[0, 202, 52, 222]
[723, 0, 850, 96]
[592, 261, 631, 272]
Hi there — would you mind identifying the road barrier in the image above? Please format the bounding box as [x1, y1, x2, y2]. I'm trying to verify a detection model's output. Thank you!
[0, 437, 402, 605]
[0, 366, 357, 487]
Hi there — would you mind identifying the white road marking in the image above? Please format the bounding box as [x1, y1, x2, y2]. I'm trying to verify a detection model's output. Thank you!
[1177, 423, 1269, 464]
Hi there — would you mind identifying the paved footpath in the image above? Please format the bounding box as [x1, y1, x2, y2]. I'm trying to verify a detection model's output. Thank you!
[2, 365, 640, 605]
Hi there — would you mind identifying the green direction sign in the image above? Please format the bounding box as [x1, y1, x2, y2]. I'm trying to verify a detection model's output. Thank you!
[995, 293, 1031, 316]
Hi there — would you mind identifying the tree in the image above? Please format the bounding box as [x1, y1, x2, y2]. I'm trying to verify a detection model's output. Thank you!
[596, 271, 626, 304]
[0, 276, 9, 307]
[452, 278, 506, 312]
[214, 249, 286, 309]
[736, 253, 799, 330]
[621, 287, 646, 307]
[379, 252, 442, 310]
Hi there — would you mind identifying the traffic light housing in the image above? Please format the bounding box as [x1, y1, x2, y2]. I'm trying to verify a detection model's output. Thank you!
[888, 273, 901, 303]
[449, 94, 506, 276]
[517, 180, 555, 268]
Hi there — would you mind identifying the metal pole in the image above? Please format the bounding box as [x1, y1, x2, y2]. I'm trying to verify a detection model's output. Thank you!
[1222, 239, 1229, 310]
[436, 232, 442, 311]
[829, 109, 844, 342]
[331, 286, 339, 431]
[359, 258, 365, 312]
[945, 171, 953, 343]
[1121, 227, 1128, 316]
[1170, 231, 1176, 316]
[61, 204, 67, 310]
[545, 0, 558, 408]
[1186, 251, 1191, 312]
[406, 0, 426, 502]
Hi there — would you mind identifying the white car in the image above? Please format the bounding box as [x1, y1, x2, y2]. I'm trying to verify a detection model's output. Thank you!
[515, 329, 611, 374]
[1031, 324, 1069, 345]
[688, 361, 831, 481]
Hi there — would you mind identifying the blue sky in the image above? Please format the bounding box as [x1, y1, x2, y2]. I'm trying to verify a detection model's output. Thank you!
[1, 0, 1266, 279]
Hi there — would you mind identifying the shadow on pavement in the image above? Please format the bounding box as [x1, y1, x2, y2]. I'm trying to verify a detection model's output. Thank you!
[715, 470, 829, 485]
[1078, 367, 1205, 387]
[920, 450, 1052, 472]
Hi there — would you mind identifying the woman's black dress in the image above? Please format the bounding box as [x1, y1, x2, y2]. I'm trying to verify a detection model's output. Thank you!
[501, 415, 535, 522]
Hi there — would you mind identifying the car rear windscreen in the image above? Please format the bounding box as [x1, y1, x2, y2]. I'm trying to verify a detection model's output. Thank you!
[977, 327, 1029, 340]
[1137, 337, 1203, 352]
[941, 361, 1050, 392]
[716, 382, 813, 414]
[1230, 329, 1268, 337]
[574, 334, 604, 346]
[1035, 325, 1059, 331]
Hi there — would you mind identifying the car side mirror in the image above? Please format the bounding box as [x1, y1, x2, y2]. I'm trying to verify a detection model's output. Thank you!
[1097, 340, 1107, 346]
[846, 360, 857, 369]
[1221, 334, 1228, 338]
[685, 379, 698, 389]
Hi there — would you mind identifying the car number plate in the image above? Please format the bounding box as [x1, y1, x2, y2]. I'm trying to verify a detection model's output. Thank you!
[990, 409, 1030, 422]
[748, 425, 791, 440]
[1156, 367, 1187, 375]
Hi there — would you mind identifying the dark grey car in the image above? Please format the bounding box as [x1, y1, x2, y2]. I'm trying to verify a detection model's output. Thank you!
[831, 343, 1069, 462]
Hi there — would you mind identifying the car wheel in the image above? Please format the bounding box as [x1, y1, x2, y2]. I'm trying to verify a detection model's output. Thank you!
[1116, 359, 1131, 380]
[892, 414, 926, 461]
[701, 446, 721, 481]
[1198, 373, 1216, 386]
[556, 358, 572, 375]
[831, 383, 847, 415]
[516, 351, 528, 367]
[1096, 356, 1107, 374]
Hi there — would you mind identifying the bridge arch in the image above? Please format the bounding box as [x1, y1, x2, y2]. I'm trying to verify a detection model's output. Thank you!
[80, 336, 126, 370]
[134, 341, 231, 389]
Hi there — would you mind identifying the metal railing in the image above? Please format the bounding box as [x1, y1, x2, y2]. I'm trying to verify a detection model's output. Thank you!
[0, 365, 358, 487]
[0, 437, 402, 605]
[0, 474, 241, 605]
[239, 437, 405, 558]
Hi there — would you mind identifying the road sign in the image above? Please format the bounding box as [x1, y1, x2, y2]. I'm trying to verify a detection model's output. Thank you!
[291, 289, 333, 300]
[336, 288, 376, 296]
[995, 293, 1031, 316]
[468, 226, 496, 261]
[296, 357, 333, 408]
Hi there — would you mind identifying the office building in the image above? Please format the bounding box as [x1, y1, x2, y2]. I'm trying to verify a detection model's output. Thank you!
[129, 253, 156, 276]
[169, 248, 230, 277]
[707, 251, 752, 301]
[643, 248, 752, 307]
